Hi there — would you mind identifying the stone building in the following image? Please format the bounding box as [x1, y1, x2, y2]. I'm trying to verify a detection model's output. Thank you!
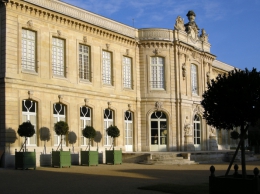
[0, 0, 235, 167]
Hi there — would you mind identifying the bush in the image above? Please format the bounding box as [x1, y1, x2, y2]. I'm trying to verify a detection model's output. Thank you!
[82, 126, 96, 139]
[18, 121, 35, 138]
[106, 125, 120, 138]
[54, 121, 69, 136]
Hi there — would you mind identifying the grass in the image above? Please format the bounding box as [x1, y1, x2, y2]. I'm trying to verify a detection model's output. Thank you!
[138, 183, 208, 194]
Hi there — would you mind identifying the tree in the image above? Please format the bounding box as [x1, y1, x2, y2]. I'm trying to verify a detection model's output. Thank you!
[201, 68, 260, 178]
[106, 125, 120, 150]
[82, 125, 96, 151]
[18, 121, 35, 152]
[54, 121, 69, 151]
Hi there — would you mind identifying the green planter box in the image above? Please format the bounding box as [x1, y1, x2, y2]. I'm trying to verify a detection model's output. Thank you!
[15, 149, 36, 170]
[52, 150, 71, 168]
[105, 149, 122, 165]
[81, 150, 98, 166]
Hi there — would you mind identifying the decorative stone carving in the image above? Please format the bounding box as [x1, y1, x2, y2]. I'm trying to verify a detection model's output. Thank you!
[153, 48, 160, 55]
[83, 36, 87, 43]
[128, 104, 131, 111]
[200, 28, 209, 42]
[57, 30, 61, 36]
[28, 90, 33, 99]
[210, 126, 216, 136]
[184, 116, 192, 136]
[155, 101, 162, 110]
[84, 98, 89, 106]
[27, 20, 33, 28]
[23, 0, 135, 38]
[106, 43, 110, 50]
[58, 95, 63, 103]
[206, 71, 210, 83]
[182, 63, 186, 80]
[184, 10, 200, 42]
[108, 101, 111, 109]
[174, 16, 185, 31]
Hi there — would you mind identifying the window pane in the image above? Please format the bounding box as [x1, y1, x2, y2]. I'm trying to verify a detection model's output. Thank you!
[102, 51, 112, 85]
[22, 29, 36, 72]
[79, 44, 90, 80]
[150, 57, 164, 89]
[52, 38, 65, 76]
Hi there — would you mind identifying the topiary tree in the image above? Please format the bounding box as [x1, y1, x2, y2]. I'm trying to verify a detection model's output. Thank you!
[54, 121, 69, 151]
[18, 121, 35, 152]
[201, 68, 260, 178]
[106, 125, 120, 150]
[82, 126, 96, 151]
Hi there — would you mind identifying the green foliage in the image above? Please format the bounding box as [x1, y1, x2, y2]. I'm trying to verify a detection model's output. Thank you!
[230, 131, 240, 140]
[201, 68, 260, 130]
[82, 126, 96, 139]
[54, 121, 69, 136]
[106, 125, 120, 138]
[18, 121, 35, 138]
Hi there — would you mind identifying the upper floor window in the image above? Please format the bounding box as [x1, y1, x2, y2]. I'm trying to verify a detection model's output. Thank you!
[52, 38, 65, 77]
[150, 57, 165, 89]
[22, 100, 37, 146]
[191, 64, 198, 95]
[22, 29, 36, 72]
[80, 106, 92, 146]
[53, 103, 66, 146]
[79, 44, 90, 81]
[123, 56, 132, 89]
[102, 51, 112, 85]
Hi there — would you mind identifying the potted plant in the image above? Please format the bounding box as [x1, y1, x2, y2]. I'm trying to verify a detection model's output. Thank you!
[105, 125, 122, 165]
[15, 121, 36, 170]
[52, 121, 71, 168]
[81, 126, 98, 166]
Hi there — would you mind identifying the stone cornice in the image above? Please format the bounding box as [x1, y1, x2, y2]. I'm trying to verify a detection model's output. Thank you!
[22, 0, 136, 38]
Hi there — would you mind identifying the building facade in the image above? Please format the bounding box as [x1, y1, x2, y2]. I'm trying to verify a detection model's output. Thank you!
[0, 0, 235, 167]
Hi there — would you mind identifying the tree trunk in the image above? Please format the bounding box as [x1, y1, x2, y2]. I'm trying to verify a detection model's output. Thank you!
[240, 125, 246, 178]
[61, 135, 63, 150]
[225, 139, 241, 176]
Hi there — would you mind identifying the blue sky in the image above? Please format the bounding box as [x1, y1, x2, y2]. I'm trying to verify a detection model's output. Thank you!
[62, 0, 260, 70]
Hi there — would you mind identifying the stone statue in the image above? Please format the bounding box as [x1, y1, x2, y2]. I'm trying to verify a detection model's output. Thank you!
[200, 28, 209, 42]
[184, 10, 199, 36]
[206, 71, 210, 83]
[174, 16, 185, 31]
[182, 63, 186, 80]
[210, 126, 216, 136]
[184, 116, 192, 135]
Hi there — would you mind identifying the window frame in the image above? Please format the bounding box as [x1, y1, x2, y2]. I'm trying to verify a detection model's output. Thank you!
[53, 103, 67, 146]
[79, 44, 91, 81]
[102, 50, 113, 85]
[123, 56, 132, 89]
[191, 64, 198, 95]
[21, 28, 37, 73]
[52, 37, 66, 77]
[150, 56, 165, 90]
[80, 106, 92, 146]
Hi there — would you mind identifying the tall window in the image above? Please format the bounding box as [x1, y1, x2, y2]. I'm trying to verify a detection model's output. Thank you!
[53, 103, 66, 146]
[52, 37, 65, 77]
[191, 64, 198, 95]
[150, 57, 164, 89]
[104, 109, 113, 146]
[193, 114, 201, 146]
[22, 29, 36, 72]
[123, 56, 132, 89]
[124, 111, 133, 147]
[79, 44, 90, 81]
[22, 100, 37, 145]
[102, 51, 112, 85]
[80, 106, 91, 146]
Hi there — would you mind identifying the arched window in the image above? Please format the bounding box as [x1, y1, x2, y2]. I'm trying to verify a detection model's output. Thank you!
[22, 100, 37, 145]
[194, 114, 201, 150]
[191, 64, 198, 95]
[80, 106, 92, 146]
[104, 109, 113, 146]
[53, 103, 66, 146]
[150, 57, 165, 89]
[124, 111, 133, 151]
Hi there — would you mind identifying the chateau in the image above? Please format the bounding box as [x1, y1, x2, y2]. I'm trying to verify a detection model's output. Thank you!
[0, 0, 236, 167]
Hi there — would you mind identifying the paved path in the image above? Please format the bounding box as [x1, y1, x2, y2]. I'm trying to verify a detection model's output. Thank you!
[1, 161, 259, 194]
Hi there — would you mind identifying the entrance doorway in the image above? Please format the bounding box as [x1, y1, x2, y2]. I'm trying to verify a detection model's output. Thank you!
[150, 111, 167, 151]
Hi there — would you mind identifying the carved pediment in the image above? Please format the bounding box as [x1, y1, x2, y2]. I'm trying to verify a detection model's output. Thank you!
[174, 16, 185, 31]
